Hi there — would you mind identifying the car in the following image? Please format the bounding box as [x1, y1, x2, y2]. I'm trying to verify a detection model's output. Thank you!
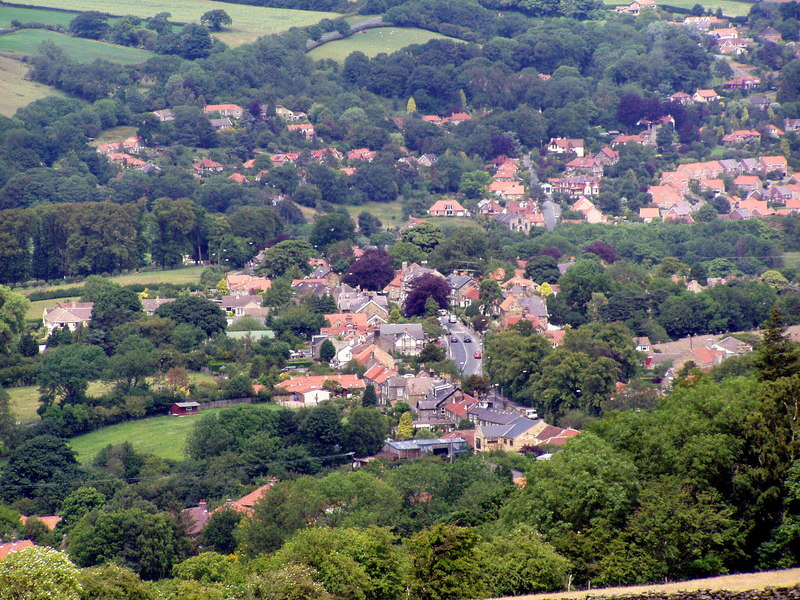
[463, 336, 472, 343]
[473, 352, 482, 359]
[451, 336, 459, 343]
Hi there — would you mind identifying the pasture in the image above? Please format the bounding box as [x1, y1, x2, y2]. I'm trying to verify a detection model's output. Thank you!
[602, 0, 752, 16]
[783, 251, 800, 271]
[309, 27, 461, 62]
[0, 29, 154, 63]
[6, 381, 111, 422]
[344, 201, 406, 227]
[0, 4, 79, 28]
[22, 0, 339, 46]
[0, 55, 66, 116]
[26, 296, 80, 320]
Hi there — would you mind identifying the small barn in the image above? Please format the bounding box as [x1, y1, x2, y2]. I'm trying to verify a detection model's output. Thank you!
[170, 401, 200, 416]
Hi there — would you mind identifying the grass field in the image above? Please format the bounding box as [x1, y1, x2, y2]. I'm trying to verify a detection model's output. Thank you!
[309, 27, 461, 62]
[602, 0, 752, 16]
[16, 265, 206, 298]
[783, 251, 800, 270]
[24, 0, 339, 46]
[6, 381, 111, 422]
[0, 5, 80, 28]
[68, 402, 279, 463]
[0, 55, 66, 116]
[93, 125, 138, 143]
[0, 29, 154, 63]
[26, 296, 79, 320]
[345, 201, 406, 227]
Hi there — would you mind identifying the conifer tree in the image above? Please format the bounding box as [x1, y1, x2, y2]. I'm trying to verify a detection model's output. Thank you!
[362, 383, 378, 408]
[397, 411, 413, 440]
[407, 97, 417, 114]
[756, 306, 800, 382]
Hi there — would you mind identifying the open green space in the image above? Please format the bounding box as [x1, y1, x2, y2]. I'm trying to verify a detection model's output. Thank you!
[783, 251, 800, 270]
[93, 125, 138, 143]
[6, 381, 111, 422]
[0, 54, 67, 116]
[602, 0, 752, 16]
[344, 13, 380, 25]
[345, 201, 406, 227]
[22, 0, 339, 46]
[0, 29, 154, 63]
[309, 27, 462, 62]
[26, 296, 79, 320]
[68, 402, 280, 463]
[0, 4, 80, 28]
[424, 216, 482, 229]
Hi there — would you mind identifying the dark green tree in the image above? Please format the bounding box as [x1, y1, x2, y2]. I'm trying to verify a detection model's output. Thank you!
[37, 344, 107, 407]
[342, 408, 387, 457]
[200, 9, 232, 31]
[68, 11, 109, 39]
[361, 383, 378, 408]
[155, 295, 226, 337]
[407, 524, 483, 600]
[320, 339, 336, 363]
[755, 307, 800, 382]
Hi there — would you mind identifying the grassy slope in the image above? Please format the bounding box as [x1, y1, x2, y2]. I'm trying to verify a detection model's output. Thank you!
[0, 55, 66, 116]
[24, 0, 339, 46]
[0, 5, 80, 27]
[309, 27, 460, 62]
[6, 381, 111, 422]
[26, 296, 80, 320]
[345, 201, 407, 228]
[0, 29, 154, 63]
[783, 251, 800, 270]
[68, 402, 280, 463]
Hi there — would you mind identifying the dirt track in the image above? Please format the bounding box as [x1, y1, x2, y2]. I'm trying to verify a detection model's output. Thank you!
[498, 568, 800, 600]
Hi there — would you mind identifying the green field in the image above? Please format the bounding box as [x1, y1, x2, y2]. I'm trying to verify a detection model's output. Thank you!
[93, 125, 138, 143]
[0, 5, 80, 28]
[0, 55, 66, 116]
[0, 29, 154, 63]
[783, 251, 800, 270]
[26, 296, 80, 320]
[345, 201, 406, 227]
[68, 402, 279, 463]
[309, 27, 461, 62]
[6, 381, 111, 422]
[16, 265, 206, 298]
[23, 0, 339, 46]
[602, 0, 752, 16]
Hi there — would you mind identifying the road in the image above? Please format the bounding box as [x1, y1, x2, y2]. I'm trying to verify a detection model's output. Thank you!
[524, 152, 559, 230]
[440, 316, 482, 377]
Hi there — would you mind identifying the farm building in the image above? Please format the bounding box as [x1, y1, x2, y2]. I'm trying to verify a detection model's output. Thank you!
[170, 401, 200, 416]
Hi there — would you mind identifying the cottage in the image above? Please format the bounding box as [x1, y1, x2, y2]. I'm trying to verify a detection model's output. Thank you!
[170, 401, 200, 416]
[192, 158, 224, 175]
[615, 0, 657, 14]
[427, 199, 470, 217]
[43, 302, 93, 334]
[693, 89, 721, 103]
[547, 138, 585, 156]
[376, 323, 426, 356]
[203, 104, 244, 119]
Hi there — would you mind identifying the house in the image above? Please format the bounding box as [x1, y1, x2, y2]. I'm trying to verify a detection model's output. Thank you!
[474, 416, 580, 452]
[43, 302, 93, 334]
[733, 174, 762, 192]
[670, 91, 693, 105]
[717, 38, 750, 55]
[209, 118, 234, 131]
[220, 295, 263, 317]
[709, 27, 739, 40]
[384, 374, 436, 406]
[723, 76, 761, 91]
[750, 95, 779, 111]
[376, 323, 426, 356]
[142, 298, 175, 315]
[427, 199, 470, 217]
[182, 500, 210, 537]
[764, 124, 785, 138]
[275, 105, 306, 121]
[345, 295, 389, 322]
[683, 15, 726, 30]
[571, 196, 605, 223]
[722, 129, 762, 145]
[488, 181, 526, 200]
[170, 401, 200, 416]
[547, 138, 585, 157]
[551, 176, 601, 198]
[611, 134, 646, 146]
[203, 104, 244, 119]
[615, 0, 657, 15]
[595, 146, 620, 166]
[218, 479, 279, 515]
[639, 207, 661, 222]
[446, 273, 479, 308]
[152, 109, 174, 122]
[785, 118, 800, 133]
[227, 274, 272, 295]
[635, 336, 651, 352]
[760, 155, 788, 177]
[417, 154, 438, 167]
[416, 383, 476, 421]
[443, 112, 472, 125]
[498, 294, 548, 328]
[192, 158, 224, 175]
[348, 148, 377, 162]
[760, 26, 782, 43]
[273, 374, 365, 405]
[287, 123, 315, 138]
[565, 157, 604, 177]
[693, 89, 721, 103]
[711, 336, 752, 356]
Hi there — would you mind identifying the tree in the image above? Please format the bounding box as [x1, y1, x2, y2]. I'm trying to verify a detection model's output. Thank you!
[357, 212, 382, 238]
[396, 412, 413, 440]
[0, 285, 29, 354]
[525, 256, 560, 284]
[778, 60, 800, 103]
[298, 404, 342, 456]
[478, 278, 502, 311]
[60, 487, 106, 532]
[310, 213, 356, 249]
[179, 23, 213, 60]
[173, 552, 234, 583]
[259, 240, 314, 278]
[755, 307, 800, 381]
[406, 524, 483, 600]
[361, 383, 378, 407]
[200, 9, 232, 31]
[17, 332, 38, 357]
[320, 339, 336, 363]
[404, 274, 450, 317]
[407, 97, 417, 113]
[199, 508, 242, 555]
[342, 249, 395, 291]
[0, 546, 81, 600]
[69, 11, 109, 39]
[401, 223, 444, 253]
[89, 281, 143, 332]
[67, 509, 190, 580]
[155, 296, 226, 337]
[343, 408, 387, 457]
[77, 564, 155, 600]
[37, 344, 107, 407]
[583, 241, 619, 263]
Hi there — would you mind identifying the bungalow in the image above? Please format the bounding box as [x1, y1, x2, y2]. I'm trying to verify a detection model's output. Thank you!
[443, 112, 472, 125]
[273, 374, 365, 405]
[228, 173, 249, 184]
[488, 181, 525, 200]
[192, 158, 224, 175]
[43, 302, 93, 334]
[639, 207, 661, 222]
[271, 153, 299, 166]
[547, 138, 585, 157]
[474, 416, 579, 452]
[227, 274, 272, 295]
[348, 148, 377, 161]
[209, 117, 234, 131]
[428, 199, 470, 217]
[152, 109, 174, 122]
[670, 91, 693, 104]
[275, 105, 306, 121]
[378, 437, 467, 460]
[717, 38, 750, 55]
[615, 0, 657, 15]
[287, 123, 316, 138]
[203, 104, 244, 119]
[709, 27, 739, 40]
[611, 134, 646, 146]
[220, 295, 263, 317]
[142, 298, 175, 315]
[723, 76, 761, 91]
[217, 479, 279, 515]
[693, 89, 721, 103]
[722, 129, 762, 145]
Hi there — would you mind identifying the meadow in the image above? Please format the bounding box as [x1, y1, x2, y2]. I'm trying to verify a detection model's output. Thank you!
[0, 55, 66, 116]
[308, 27, 461, 62]
[0, 4, 80, 28]
[68, 402, 279, 463]
[6, 381, 111, 422]
[783, 251, 800, 271]
[344, 201, 407, 227]
[602, 0, 753, 16]
[22, 0, 339, 46]
[0, 29, 154, 63]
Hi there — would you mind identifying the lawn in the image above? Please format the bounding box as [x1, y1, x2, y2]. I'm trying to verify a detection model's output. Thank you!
[68, 403, 280, 463]
[0, 55, 67, 117]
[345, 201, 406, 227]
[783, 251, 800, 270]
[16, 265, 206, 298]
[25, 0, 339, 46]
[309, 27, 462, 62]
[26, 296, 80, 320]
[602, 0, 752, 16]
[0, 5, 81, 28]
[93, 125, 138, 143]
[0, 29, 154, 63]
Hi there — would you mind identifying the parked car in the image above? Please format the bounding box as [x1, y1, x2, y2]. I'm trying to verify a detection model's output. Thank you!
[451, 336, 459, 342]
[464, 336, 472, 343]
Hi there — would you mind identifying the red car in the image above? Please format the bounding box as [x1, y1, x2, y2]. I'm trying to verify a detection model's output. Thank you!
[473, 352, 482, 359]
[451, 336, 459, 343]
